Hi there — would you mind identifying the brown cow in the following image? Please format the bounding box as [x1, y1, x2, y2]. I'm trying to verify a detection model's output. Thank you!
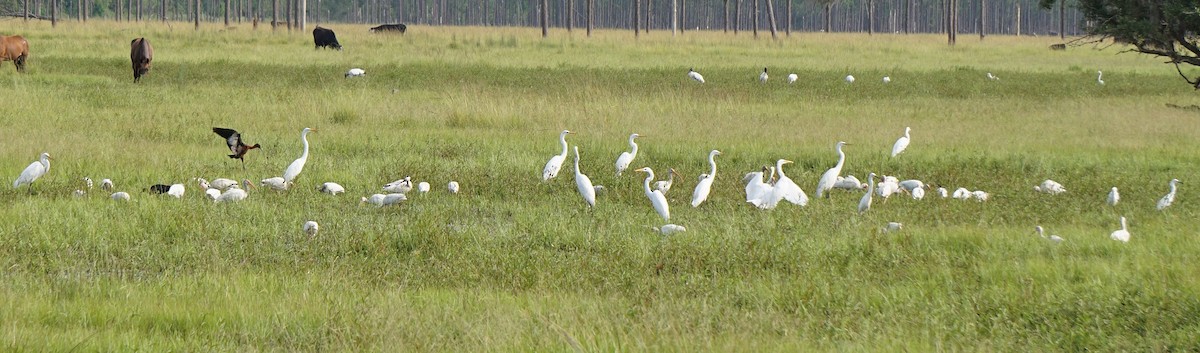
[0, 35, 29, 72]
[131, 38, 153, 83]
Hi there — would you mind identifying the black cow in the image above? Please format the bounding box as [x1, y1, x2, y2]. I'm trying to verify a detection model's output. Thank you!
[312, 26, 342, 50]
[370, 24, 407, 33]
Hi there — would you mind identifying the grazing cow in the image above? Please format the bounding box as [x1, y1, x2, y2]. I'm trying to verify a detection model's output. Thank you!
[370, 24, 407, 33]
[0, 34, 29, 72]
[312, 26, 342, 50]
[130, 38, 153, 83]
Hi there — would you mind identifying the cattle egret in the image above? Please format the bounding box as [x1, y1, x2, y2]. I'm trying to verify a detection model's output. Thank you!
[882, 76, 892, 83]
[764, 159, 809, 208]
[952, 188, 971, 200]
[448, 181, 460, 194]
[1034, 179, 1067, 194]
[884, 222, 903, 233]
[787, 73, 798, 84]
[73, 190, 86, 197]
[1157, 178, 1180, 210]
[759, 67, 769, 83]
[653, 168, 678, 194]
[987, 72, 1000, 81]
[283, 127, 316, 182]
[82, 177, 93, 189]
[877, 176, 900, 199]
[542, 130, 572, 181]
[745, 167, 773, 207]
[972, 190, 990, 201]
[688, 68, 705, 83]
[167, 184, 185, 198]
[318, 182, 345, 195]
[345, 68, 366, 78]
[210, 178, 239, 190]
[261, 177, 290, 191]
[845, 75, 855, 83]
[212, 128, 261, 169]
[614, 133, 641, 176]
[636, 167, 670, 221]
[100, 178, 114, 191]
[205, 188, 221, 200]
[383, 177, 413, 193]
[111, 192, 131, 201]
[659, 224, 686, 235]
[417, 182, 431, 193]
[1107, 187, 1120, 206]
[1035, 226, 1064, 243]
[891, 127, 911, 157]
[13, 152, 51, 190]
[937, 187, 949, 198]
[1097, 70, 1105, 85]
[816, 142, 849, 198]
[304, 221, 320, 237]
[573, 146, 596, 207]
[691, 150, 721, 207]
[1110, 216, 1130, 242]
[912, 187, 926, 200]
[858, 173, 876, 214]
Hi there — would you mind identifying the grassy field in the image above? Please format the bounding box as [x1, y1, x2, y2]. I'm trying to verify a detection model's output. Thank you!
[1, 20, 1199, 351]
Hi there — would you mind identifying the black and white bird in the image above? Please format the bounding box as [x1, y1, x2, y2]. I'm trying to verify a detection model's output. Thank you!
[688, 68, 705, 83]
[212, 127, 261, 169]
[758, 67, 769, 83]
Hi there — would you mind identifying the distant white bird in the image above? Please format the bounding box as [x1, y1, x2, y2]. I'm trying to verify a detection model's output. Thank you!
[542, 130, 572, 181]
[911, 187, 926, 200]
[876, 176, 899, 199]
[82, 177, 93, 189]
[448, 181, 460, 194]
[972, 190, 990, 201]
[383, 177, 413, 193]
[658, 224, 686, 235]
[614, 133, 641, 176]
[833, 175, 866, 190]
[883, 222, 903, 233]
[764, 159, 808, 208]
[100, 178, 113, 191]
[653, 168, 678, 194]
[987, 72, 1000, 81]
[688, 68, 705, 83]
[73, 190, 86, 197]
[13, 152, 51, 190]
[205, 188, 222, 200]
[936, 187, 948, 198]
[1110, 216, 1130, 242]
[214, 180, 252, 202]
[1035, 226, 1063, 243]
[362, 193, 407, 206]
[573, 146, 596, 207]
[745, 167, 773, 207]
[691, 150, 721, 207]
[816, 141, 849, 198]
[1157, 178, 1180, 210]
[283, 127, 316, 183]
[361, 194, 386, 206]
[952, 187, 971, 200]
[345, 68, 366, 78]
[891, 127, 911, 157]
[759, 67, 769, 83]
[898, 179, 925, 192]
[845, 75, 855, 83]
[858, 173, 876, 214]
[636, 167, 671, 221]
[167, 184, 185, 198]
[417, 182, 431, 194]
[304, 221, 320, 236]
[1034, 179, 1067, 194]
[261, 177, 291, 191]
[786, 73, 798, 84]
[882, 76, 892, 84]
[111, 192, 131, 201]
[1107, 187, 1120, 206]
[1097, 70, 1105, 85]
[318, 182, 345, 195]
[209, 178, 239, 190]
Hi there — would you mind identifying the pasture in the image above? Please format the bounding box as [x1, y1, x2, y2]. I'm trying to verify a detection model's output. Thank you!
[1, 21, 1199, 351]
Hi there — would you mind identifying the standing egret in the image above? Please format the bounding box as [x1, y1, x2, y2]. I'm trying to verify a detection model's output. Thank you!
[636, 167, 670, 221]
[1107, 187, 1120, 206]
[345, 68, 366, 78]
[304, 221, 320, 236]
[882, 76, 892, 84]
[1097, 70, 1105, 85]
[212, 127, 261, 169]
[1035, 226, 1064, 243]
[614, 133, 641, 176]
[765, 159, 809, 208]
[816, 141, 849, 198]
[691, 150, 721, 207]
[283, 127, 317, 182]
[891, 127, 911, 157]
[542, 130, 573, 181]
[759, 67, 769, 83]
[653, 168, 678, 194]
[573, 146, 596, 207]
[858, 173, 876, 214]
[13, 152, 51, 191]
[1157, 178, 1180, 210]
[318, 182, 345, 195]
[111, 192, 131, 201]
[987, 72, 1000, 81]
[787, 73, 798, 84]
[688, 68, 705, 83]
[1034, 179, 1067, 194]
[845, 75, 855, 83]
[417, 182, 431, 194]
[1110, 216, 1130, 242]
[448, 181, 460, 194]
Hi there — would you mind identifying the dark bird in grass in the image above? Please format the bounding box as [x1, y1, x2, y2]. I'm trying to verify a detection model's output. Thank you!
[212, 127, 261, 169]
[148, 184, 171, 194]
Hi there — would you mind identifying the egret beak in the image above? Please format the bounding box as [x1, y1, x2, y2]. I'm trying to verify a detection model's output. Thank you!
[782, 159, 793, 165]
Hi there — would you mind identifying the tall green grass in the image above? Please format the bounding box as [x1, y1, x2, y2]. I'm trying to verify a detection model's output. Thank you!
[0, 21, 1198, 351]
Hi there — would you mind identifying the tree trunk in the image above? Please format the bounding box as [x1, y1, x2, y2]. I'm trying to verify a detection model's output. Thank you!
[586, 0, 593, 36]
[646, 0, 651, 32]
[566, 0, 572, 31]
[679, 0, 685, 33]
[903, 0, 910, 33]
[723, 0, 728, 32]
[24, 0, 29, 21]
[672, 0, 677, 35]
[734, 0, 740, 34]
[136, 0, 141, 21]
[1014, 2, 1020, 36]
[314, 0, 318, 24]
[867, 0, 874, 34]
[299, 0, 305, 30]
[823, 3, 831, 32]
[765, 0, 777, 38]
[633, 0, 640, 37]
[76, 0, 80, 21]
[541, 0, 549, 37]
[286, 0, 291, 30]
[51, 0, 57, 26]
[195, 0, 201, 29]
[161, 0, 165, 21]
[272, 0, 278, 29]
[979, 0, 985, 39]
[1058, 0, 1064, 39]
[785, 0, 790, 35]
[752, 0, 758, 38]
[225, 0, 230, 26]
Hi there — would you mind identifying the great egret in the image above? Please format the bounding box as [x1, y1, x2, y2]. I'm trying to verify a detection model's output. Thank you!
[636, 167, 670, 221]
[13, 152, 51, 190]
[574, 146, 596, 207]
[1097, 70, 1105, 85]
[383, 177, 413, 193]
[262, 177, 291, 191]
[417, 182, 431, 193]
[884, 222, 903, 233]
[882, 76, 892, 84]
[1110, 216, 1130, 242]
[653, 168, 678, 194]
[787, 73, 798, 84]
[212, 127, 261, 169]
[858, 173, 876, 214]
[1035, 226, 1064, 243]
[891, 127, 911, 157]
[1157, 178, 1180, 210]
[745, 167, 773, 207]
[765, 159, 809, 208]
[283, 127, 316, 182]
[986, 72, 1000, 81]
[304, 221, 320, 237]
[448, 181, 460, 194]
[100, 178, 114, 191]
[688, 68, 705, 83]
[345, 68, 366, 78]
[845, 75, 855, 83]
[318, 182, 345, 195]
[111, 192, 131, 201]
[542, 130, 572, 181]
[952, 188, 971, 200]
[658, 224, 686, 235]
[759, 67, 769, 83]
[1034, 179, 1067, 194]
[816, 141, 848, 198]
[691, 150, 721, 207]
[1107, 187, 1119, 206]
[614, 133, 641, 176]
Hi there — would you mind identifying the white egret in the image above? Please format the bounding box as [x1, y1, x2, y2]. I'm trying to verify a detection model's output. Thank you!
[448, 181, 460, 194]
[362, 193, 406, 206]
[816, 141, 848, 198]
[936, 187, 948, 198]
[383, 177, 413, 193]
[882, 76, 892, 84]
[688, 68, 705, 83]
[745, 167, 773, 207]
[987, 72, 1000, 81]
[636, 167, 670, 221]
[283, 127, 316, 182]
[765, 166, 777, 185]
[1107, 187, 1119, 206]
[318, 182, 345, 195]
[210, 178, 239, 190]
[911, 187, 926, 200]
[653, 168, 678, 194]
[167, 184, 185, 198]
[1035, 226, 1064, 243]
[765, 159, 809, 208]
[787, 73, 798, 84]
[304, 221, 320, 237]
[13, 152, 51, 190]
[83, 177, 93, 189]
[205, 188, 222, 200]
[1157, 178, 1180, 210]
[898, 179, 925, 192]
[614, 133, 641, 176]
[858, 173, 876, 214]
[691, 150, 721, 207]
[1034, 179, 1067, 194]
[100, 178, 113, 191]
[361, 194, 386, 206]
[658, 224, 686, 235]
[845, 75, 855, 83]
[261, 177, 291, 191]
[573, 146, 596, 207]
[877, 176, 899, 199]
[1097, 70, 1105, 85]
[883, 222, 903, 233]
[1110, 216, 1130, 242]
[214, 180, 252, 203]
[759, 67, 769, 83]
[972, 190, 991, 201]
[891, 127, 911, 157]
[345, 68, 365, 78]
[417, 182, 431, 193]
[111, 192, 131, 201]
[833, 175, 866, 190]
[952, 188, 971, 200]
[542, 130, 572, 181]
